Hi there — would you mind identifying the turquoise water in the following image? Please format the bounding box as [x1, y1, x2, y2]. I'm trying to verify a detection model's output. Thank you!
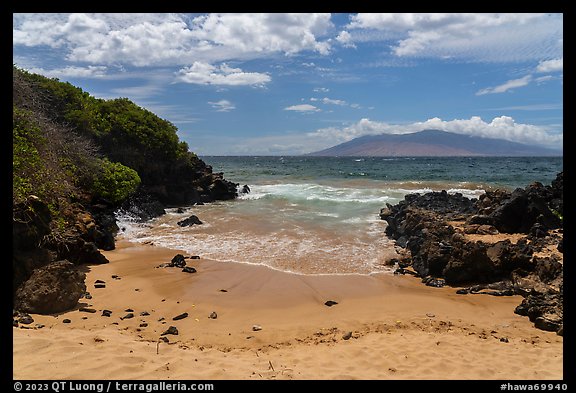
[117, 156, 562, 275]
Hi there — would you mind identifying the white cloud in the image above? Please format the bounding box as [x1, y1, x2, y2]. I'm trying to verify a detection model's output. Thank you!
[535, 75, 554, 84]
[189, 13, 333, 57]
[310, 96, 360, 108]
[284, 104, 320, 112]
[13, 13, 333, 67]
[208, 99, 235, 112]
[536, 57, 563, 73]
[476, 75, 533, 95]
[307, 116, 562, 148]
[335, 30, 355, 48]
[310, 97, 347, 105]
[313, 87, 330, 93]
[343, 13, 562, 63]
[176, 62, 271, 86]
[321, 97, 347, 106]
[13, 13, 98, 48]
[26, 65, 108, 79]
[476, 55, 562, 96]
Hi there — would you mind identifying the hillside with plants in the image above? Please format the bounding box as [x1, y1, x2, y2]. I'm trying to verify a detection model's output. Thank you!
[12, 66, 237, 314]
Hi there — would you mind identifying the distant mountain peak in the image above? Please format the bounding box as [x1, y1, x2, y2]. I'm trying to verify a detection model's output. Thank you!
[307, 130, 561, 157]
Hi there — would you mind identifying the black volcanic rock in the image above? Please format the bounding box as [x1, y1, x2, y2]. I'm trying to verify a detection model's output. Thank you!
[380, 173, 563, 334]
[170, 254, 187, 268]
[177, 215, 203, 227]
[487, 184, 561, 234]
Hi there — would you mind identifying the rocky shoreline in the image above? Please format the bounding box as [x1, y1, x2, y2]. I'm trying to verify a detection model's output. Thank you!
[380, 172, 563, 335]
[13, 173, 238, 316]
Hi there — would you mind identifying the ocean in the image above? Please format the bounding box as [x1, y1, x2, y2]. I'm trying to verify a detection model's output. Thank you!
[116, 156, 563, 275]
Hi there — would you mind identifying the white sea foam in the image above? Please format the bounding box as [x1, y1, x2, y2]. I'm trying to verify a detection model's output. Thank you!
[116, 178, 486, 275]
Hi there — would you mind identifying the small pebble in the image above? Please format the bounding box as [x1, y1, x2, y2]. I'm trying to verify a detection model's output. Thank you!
[18, 315, 34, 325]
[173, 312, 188, 321]
[161, 326, 179, 336]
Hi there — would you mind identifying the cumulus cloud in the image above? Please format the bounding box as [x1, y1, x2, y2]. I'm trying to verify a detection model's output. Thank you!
[284, 104, 320, 112]
[342, 13, 562, 63]
[208, 99, 235, 112]
[308, 116, 562, 148]
[190, 13, 333, 56]
[176, 62, 271, 86]
[476, 75, 533, 95]
[13, 13, 333, 67]
[335, 30, 355, 48]
[536, 57, 563, 73]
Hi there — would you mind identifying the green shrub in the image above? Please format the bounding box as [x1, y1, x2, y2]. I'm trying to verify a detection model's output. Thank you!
[13, 107, 48, 203]
[92, 159, 141, 204]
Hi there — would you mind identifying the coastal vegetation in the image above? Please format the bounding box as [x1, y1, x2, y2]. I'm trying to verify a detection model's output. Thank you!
[12, 66, 237, 312]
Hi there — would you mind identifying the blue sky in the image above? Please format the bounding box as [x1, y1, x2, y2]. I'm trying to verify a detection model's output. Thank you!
[13, 13, 563, 155]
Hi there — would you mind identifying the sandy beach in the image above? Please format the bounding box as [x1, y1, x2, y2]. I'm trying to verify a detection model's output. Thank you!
[13, 241, 563, 380]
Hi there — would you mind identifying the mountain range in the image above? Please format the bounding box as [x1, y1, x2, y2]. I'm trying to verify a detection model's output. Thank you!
[308, 129, 562, 157]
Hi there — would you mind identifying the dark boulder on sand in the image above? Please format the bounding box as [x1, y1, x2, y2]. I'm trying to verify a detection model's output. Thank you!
[170, 254, 187, 268]
[14, 260, 86, 314]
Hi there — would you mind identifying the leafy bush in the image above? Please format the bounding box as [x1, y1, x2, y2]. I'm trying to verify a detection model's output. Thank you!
[92, 159, 141, 204]
[14, 66, 207, 206]
[12, 107, 47, 203]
